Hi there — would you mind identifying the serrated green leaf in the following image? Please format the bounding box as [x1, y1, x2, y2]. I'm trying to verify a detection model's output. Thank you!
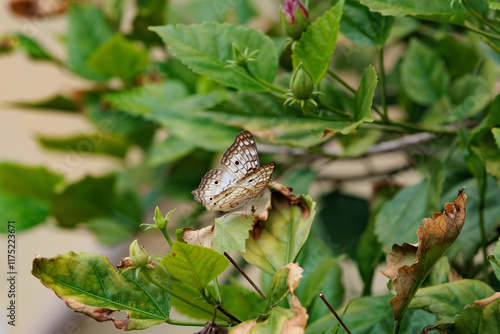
[400, 38, 450, 105]
[359, 0, 466, 24]
[242, 195, 316, 275]
[452, 296, 500, 333]
[151, 22, 278, 91]
[161, 242, 229, 293]
[375, 159, 445, 251]
[410, 279, 495, 324]
[68, 4, 113, 80]
[213, 215, 254, 254]
[292, 1, 343, 84]
[339, 0, 394, 47]
[88, 34, 148, 81]
[32, 252, 171, 330]
[38, 133, 129, 158]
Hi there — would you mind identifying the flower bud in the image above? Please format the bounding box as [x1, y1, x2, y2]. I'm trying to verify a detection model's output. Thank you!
[232, 43, 247, 67]
[153, 207, 166, 229]
[290, 62, 314, 99]
[129, 240, 149, 268]
[280, 0, 309, 40]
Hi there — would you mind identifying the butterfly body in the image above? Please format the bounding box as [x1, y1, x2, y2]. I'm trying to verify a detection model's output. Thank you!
[192, 131, 275, 212]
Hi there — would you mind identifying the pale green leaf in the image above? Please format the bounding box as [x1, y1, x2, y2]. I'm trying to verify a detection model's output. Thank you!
[161, 242, 229, 293]
[148, 136, 196, 166]
[213, 215, 254, 254]
[292, 1, 344, 83]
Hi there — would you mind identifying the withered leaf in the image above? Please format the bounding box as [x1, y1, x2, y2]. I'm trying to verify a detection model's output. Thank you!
[182, 225, 215, 248]
[381, 188, 467, 319]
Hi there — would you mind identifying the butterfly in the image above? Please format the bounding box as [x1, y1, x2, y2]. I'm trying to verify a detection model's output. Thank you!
[192, 131, 275, 212]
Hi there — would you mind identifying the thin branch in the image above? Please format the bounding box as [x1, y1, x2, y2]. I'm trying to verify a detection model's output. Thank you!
[224, 252, 266, 299]
[316, 163, 413, 183]
[378, 47, 388, 120]
[319, 293, 351, 334]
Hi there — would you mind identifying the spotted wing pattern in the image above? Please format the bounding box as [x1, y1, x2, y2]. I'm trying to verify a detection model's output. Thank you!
[192, 131, 275, 213]
[220, 131, 260, 179]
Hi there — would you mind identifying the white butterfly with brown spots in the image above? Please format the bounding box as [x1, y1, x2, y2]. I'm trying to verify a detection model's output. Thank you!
[192, 131, 275, 212]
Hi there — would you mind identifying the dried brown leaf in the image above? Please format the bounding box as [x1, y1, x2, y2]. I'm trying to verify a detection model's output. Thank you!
[182, 225, 215, 248]
[474, 292, 500, 307]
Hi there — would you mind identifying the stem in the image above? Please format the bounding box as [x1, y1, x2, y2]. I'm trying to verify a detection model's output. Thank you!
[478, 171, 490, 284]
[373, 119, 456, 134]
[161, 228, 173, 247]
[224, 252, 266, 299]
[378, 47, 388, 121]
[216, 305, 241, 324]
[464, 24, 500, 42]
[303, 104, 353, 120]
[245, 67, 288, 94]
[319, 293, 351, 334]
[393, 319, 401, 334]
[213, 277, 222, 303]
[165, 319, 228, 327]
[463, 0, 500, 35]
[143, 269, 223, 321]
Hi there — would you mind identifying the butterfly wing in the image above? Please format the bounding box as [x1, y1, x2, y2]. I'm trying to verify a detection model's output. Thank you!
[210, 162, 275, 212]
[191, 168, 236, 211]
[220, 131, 260, 180]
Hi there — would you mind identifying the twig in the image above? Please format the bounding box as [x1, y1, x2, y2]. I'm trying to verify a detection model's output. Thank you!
[316, 163, 413, 182]
[216, 304, 242, 324]
[224, 252, 266, 299]
[319, 293, 351, 334]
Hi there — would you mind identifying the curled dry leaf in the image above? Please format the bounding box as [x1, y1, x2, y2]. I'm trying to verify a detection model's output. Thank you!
[9, 0, 69, 18]
[182, 225, 215, 248]
[117, 257, 154, 270]
[381, 188, 467, 318]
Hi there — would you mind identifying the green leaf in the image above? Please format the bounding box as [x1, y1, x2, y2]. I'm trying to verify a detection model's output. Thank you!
[436, 35, 480, 78]
[32, 252, 171, 330]
[490, 0, 500, 10]
[248, 307, 297, 333]
[452, 296, 500, 333]
[0, 163, 61, 203]
[448, 74, 493, 121]
[52, 175, 116, 228]
[428, 256, 451, 286]
[306, 295, 434, 334]
[242, 195, 316, 274]
[341, 65, 377, 134]
[375, 159, 445, 251]
[6, 33, 58, 62]
[219, 281, 267, 321]
[292, 1, 344, 84]
[339, 0, 394, 47]
[265, 267, 290, 310]
[488, 236, 500, 282]
[339, 128, 381, 157]
[359, 0, 466, 24]
[129, 0, 168, 45]
[13, 94, 79, 112]
[213, 214, 254, 254]
[400, 38, 450, 105]
[151, 22, 278, 91]
[38, 133, 129, 158]
[0, 193, 49, 232]
[160, 242, 229, 293]
[284, 168, 316, 195]
[88, 34, 148, 81]
[68, 4, 113, 81]
[410, 279, 495, 324]
[445, 177, 500, 261]
[87, 217, 135, 244]
[148, 136, 196, 166]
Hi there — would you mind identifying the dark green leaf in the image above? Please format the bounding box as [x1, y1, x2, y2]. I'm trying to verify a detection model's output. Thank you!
[400, 38, 450, 105]
[339, 0, 394, 47]
[0, 193, 49, 232]
[452, 295, 500, 333]
[38, 133, 129, 158]
[52, 175, 116, 228]
[67, 4, 113, 81]
[151, 22, 278, 91]
[13, 94, 79, 112]
[129, 0, 168, 45]
[292, 1, 344, 83]
[148, 136, 196, 166]
[437, 35, 480, 78]
[359, 0, 466, 24]
[88, 34, 148, 81]
[4, 33, 58, 62]
[448, 74, 493, 121]
[32, 252, 171, 330]
[284, 168, 316, 195]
